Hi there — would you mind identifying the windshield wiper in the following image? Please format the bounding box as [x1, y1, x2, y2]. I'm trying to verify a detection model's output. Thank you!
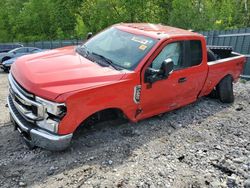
[91, 52, 120, 70]
[76, 45, 89, 57]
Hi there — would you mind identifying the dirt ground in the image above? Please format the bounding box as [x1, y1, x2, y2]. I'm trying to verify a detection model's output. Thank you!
[0, 71, 9, 125]
[0, 70, 250, 188]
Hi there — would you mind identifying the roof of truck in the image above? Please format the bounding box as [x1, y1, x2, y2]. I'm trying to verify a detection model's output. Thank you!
[115, 23, 202, 39]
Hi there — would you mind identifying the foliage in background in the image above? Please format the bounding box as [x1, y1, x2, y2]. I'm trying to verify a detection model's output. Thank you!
[0, 0, 249, 42]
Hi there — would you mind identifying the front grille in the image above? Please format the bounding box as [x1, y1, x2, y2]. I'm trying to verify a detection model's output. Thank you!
[8, 74, 44, 122]
[9, 87, 34, 111]
[8, 95, 35, 129]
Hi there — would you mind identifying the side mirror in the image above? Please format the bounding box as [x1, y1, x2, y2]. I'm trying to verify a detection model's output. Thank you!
[160, 58, 174, 78]
[86, 32, 93, 40]
[145, 58, 174, 83]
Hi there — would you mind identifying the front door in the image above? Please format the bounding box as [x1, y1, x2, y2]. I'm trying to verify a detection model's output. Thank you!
[138, 39, 208, 120]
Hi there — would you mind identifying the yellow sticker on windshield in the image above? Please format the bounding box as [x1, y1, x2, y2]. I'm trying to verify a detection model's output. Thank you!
[139, 45, 147, 51]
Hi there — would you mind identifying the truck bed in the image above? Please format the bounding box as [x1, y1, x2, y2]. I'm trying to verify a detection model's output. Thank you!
[200, 50, 246, 97]
[207, 46, 235, 61]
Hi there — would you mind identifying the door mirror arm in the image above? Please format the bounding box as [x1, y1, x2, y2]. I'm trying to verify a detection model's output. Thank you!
[145, 68, 161, 83]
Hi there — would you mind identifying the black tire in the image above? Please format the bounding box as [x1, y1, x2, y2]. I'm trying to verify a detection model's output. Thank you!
[208, 88, 218, 99]
[207, 49, 217, 62]
[217, 75, 234, 103]
[3, 67, 9, 73]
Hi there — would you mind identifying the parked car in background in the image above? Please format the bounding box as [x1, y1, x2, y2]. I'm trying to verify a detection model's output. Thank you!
[0, 47, 42, 63]
[0, 47, 45, 72]
[0, 43, 23, 53]
[0, 47, 43, 63]
[0, 57, 17, 72]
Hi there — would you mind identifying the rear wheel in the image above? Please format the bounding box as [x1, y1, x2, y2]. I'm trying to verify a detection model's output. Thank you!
[217, 75, 234, 103]
[208, 88, 218, 99]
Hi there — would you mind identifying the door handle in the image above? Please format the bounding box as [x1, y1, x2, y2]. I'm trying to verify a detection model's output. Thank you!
[178, 77, 187, 83]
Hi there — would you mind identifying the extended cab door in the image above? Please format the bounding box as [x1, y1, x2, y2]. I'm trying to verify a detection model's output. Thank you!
[138, 38, 208, 119]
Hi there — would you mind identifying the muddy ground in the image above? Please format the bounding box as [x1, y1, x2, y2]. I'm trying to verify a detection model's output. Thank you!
[0, 70, 249, 188]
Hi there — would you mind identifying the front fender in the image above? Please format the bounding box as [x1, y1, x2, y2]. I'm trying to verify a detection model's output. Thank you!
[57, 78, 139, 135]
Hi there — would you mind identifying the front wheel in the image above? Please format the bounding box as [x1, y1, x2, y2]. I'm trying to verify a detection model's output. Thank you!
[217, 75, 234, 103]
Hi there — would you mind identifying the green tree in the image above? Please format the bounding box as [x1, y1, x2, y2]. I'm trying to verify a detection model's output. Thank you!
[0, 0, 249, 42]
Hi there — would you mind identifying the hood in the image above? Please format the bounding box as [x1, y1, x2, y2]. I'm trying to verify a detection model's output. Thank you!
[11, 46, 126, 101]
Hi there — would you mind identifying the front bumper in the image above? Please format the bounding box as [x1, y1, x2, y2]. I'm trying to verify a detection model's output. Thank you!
[8, 95, 73, 151]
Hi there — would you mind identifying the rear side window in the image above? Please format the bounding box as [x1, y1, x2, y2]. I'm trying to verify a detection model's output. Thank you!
[189, 40, 202, 66]
[28, 48, 37, 52]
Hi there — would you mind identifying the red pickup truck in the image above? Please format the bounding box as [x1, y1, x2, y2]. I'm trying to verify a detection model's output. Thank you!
[7, 23, 246, 150]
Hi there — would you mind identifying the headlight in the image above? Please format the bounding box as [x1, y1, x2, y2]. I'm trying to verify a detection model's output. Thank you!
[35, 97, 67, 133]
[35, 97, 66, 117]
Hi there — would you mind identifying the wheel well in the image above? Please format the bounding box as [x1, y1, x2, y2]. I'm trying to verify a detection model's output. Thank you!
[80, 108, 125, 127]
[217, 74, 234, 89]
[207, 74, 234, 98]
[217, 74, 233, 86]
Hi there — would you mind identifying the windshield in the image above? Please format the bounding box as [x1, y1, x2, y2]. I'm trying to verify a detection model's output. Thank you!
[79, 27, 157, 70]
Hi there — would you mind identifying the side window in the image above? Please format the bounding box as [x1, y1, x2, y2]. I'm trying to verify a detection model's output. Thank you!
[151, 42, 183, 70]
[15, 48, 28, 53]
[27, 48, 34, 52]
[189, 40, 202, 66]
[28, 48, 38, 52]
[31, 49, 39, 53]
